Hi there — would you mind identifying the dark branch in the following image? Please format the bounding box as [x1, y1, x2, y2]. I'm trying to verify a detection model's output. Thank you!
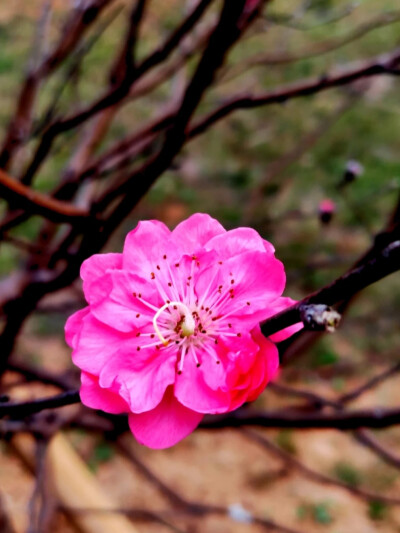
[262, 240, 400, 337]
[190, 48, 400, 138]
[201, 405, 400, 431]
[0, 390, 80, 419]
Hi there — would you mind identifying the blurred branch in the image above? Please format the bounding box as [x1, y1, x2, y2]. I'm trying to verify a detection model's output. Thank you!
[242, 96, 355, 224]
[116, 436, 304, 533]
[201, 404, 400, 430]
[0, 390, 80, 419]
[339, 362, 400, 404]
[224, 9, 400, 81]
[0, 169, 89, 223]
[355, 429, 400, 470]
[34, 3, 124, 137]
[190, 48, 400, 138]
[0, 491, 16, 533]
[0, 0, 115, 170]
[8, 360, 77, 391]
[27, 437, 56, 533]
[267, 3, 356, 30]
[244, 429, 400, 506]
[20, 0, 216, 186]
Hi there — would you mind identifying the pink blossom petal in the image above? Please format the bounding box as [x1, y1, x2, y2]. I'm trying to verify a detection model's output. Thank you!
[71, 313, 138, 375]
[195, 251, 286, 329]
[80, 372, 129, 414]
[81, 253, 122, 303]
[65, 307, 90, 349]
[90, 270, 160, 333]
[264, 297, 303, 342]
[171, 213, 226, 254]
[123, 220, 171, 276]
[128, 387, 203, 449]
[251, 327, 279, 382]
[175, 352, 232, 414]
[99, 348, 176, 413]
[205, 227, 275, 258]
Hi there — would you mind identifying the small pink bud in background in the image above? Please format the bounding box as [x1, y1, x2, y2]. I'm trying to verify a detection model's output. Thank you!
[338, 159, 364, 189]
[319, 198, 336, 225]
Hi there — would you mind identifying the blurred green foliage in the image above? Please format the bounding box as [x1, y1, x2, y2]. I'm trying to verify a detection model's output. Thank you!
[368, 500, 388, 521]
[333, 461, 362, 487]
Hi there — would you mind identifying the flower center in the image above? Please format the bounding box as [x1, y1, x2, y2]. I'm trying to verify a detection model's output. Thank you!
[153, 301, 195, 346]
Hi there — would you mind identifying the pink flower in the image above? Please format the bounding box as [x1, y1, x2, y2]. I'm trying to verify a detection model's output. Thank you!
[65, 214, 300, 449]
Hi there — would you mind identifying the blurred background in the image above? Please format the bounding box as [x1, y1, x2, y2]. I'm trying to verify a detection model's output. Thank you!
[1, 1, 400, 532]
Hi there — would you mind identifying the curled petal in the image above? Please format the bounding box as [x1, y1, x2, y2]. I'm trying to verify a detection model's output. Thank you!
[81, 253, 122, 304]
[80, 372, 129, 414]
[264, 297, 303, 342]
[251, 327, 279, 382]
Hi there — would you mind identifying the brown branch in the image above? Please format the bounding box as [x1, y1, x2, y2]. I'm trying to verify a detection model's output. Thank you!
[245, 429, 400, 506]
[355, 429, 400, 470]
[189, 48, 400, 138]
[270, 361, 400, 411]
[0, 390, 80, 419]
[20, 0, 215, 186]
[0, 169, 89, 224]
[89, 47, 400, 184]
[268, 382, 340, 409]
[95, 0, 253, 218]
[8, 360, 77, 391]
[261, 240, 400, 337]
[223, 9, 400, 80]
[0, 0, 115, 170]
[339, 362, 400, 404]
[67, 504, 304, 533]
[115, 434, 304, 533]
[200, 404, 400, 431]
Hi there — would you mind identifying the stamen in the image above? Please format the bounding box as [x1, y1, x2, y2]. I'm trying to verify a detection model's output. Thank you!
[178, 345, 187, 373]
[132, 293, 159, 312]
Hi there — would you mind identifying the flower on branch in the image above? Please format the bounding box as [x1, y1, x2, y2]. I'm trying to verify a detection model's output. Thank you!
[319, 198, 336, 225]
[65, 214, 301, 448]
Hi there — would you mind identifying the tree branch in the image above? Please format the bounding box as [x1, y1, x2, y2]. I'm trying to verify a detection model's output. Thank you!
[189, 48, 400, 138]
[261, 240, 400, 337]
[201, 404, 400, 431]
[0, 390, 80, 419]
[0, 170, 89, 223]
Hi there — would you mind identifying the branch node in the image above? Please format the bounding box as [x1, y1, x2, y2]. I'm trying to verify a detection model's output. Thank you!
[299, 304, 341, 333]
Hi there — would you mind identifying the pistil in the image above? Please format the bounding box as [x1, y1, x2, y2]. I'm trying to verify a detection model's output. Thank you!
[153, 301, 196, 345]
